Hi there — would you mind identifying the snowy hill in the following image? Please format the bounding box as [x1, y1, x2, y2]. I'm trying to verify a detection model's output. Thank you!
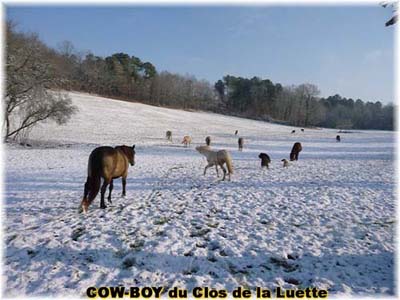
[4, 92, 395, 297]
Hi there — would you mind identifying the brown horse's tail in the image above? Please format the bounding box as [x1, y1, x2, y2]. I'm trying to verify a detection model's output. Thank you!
[225, 152, 234, 175]
[80, 154, 102, 213]
[80, 175, 101, 213]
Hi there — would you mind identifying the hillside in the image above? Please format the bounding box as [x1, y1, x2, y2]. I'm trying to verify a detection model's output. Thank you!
[4, 92, 395, 297]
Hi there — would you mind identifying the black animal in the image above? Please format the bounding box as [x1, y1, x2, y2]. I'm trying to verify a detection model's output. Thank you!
[235, 130, 238, 135]
[291, 130, 296, 134]
[238, 137, 244, 151]
[166, 130, 172, 141]
[290, 142, 302, 161]
[258, 153, 271, 169]
[336, 135, 341, 142]
[205, 136, 211, 146]
[301, 128, 304, 132]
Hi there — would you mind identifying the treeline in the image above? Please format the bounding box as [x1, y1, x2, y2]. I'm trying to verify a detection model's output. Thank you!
[56, 42, 217, 111]
[215, 77, 394, 130]
[5, 22, 394, 140]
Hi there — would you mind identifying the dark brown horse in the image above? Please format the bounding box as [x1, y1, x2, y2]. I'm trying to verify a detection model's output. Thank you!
[205, 136, 211, 146]
[80, 145, 136, 213]
[258, 153, 271, 169]
[238, 137, 244, 151]
[290, 142, 302, 161]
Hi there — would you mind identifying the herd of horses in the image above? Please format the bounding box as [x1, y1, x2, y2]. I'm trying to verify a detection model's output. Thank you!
[80, 129, 341, 213]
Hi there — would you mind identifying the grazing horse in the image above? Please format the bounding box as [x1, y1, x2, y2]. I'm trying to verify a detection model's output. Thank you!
[196, 145, 233, 181]
[290, 142, 302, 161]
[258, 153, 271, 169]
[182, 136, 192, 147]
[80, 145, 136, 213]
[205, 136, 211, 146]
[166, 130, 172, 141]
[281, 159, 289, 167]
[336, 135, 341, 142]
[238, 137, 244, 151]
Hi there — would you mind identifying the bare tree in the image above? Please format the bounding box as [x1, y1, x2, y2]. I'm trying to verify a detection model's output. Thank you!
[4, 22, 77, 141]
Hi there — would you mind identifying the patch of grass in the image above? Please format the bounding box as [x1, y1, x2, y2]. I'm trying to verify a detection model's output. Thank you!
[122, 257, 136, 269]
[270, 257, 298, 272]
[71, 227, 85, 241]
[190, 228, 211, 237]
[129, 239, 145, 249]
[153, 217, 169, 225]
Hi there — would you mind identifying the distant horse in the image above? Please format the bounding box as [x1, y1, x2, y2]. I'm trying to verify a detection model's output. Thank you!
[205, 136, 211, 146]
[166, 130, 172, 141]
[238, 137, 244, 151]
[290, 142, 302, 161]
[336, 135, 341, 142]
[259, 153, 271, 169]
[182, 136, 192, 147]
[196, 145, 233, 181]
[80, 145, 136, 213]
[301, 128, 304, 132]
[291, 130, 296, 134]
[235, 130, 238, 135]
[281, 159, 289, 167]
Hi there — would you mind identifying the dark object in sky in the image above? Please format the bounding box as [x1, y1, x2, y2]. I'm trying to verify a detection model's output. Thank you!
[385, 15, 397, 26]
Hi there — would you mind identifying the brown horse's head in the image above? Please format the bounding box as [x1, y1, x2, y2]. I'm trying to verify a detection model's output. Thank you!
[116, 145, 136, 166]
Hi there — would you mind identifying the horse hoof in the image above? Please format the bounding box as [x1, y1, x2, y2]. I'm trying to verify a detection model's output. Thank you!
[108, 199, 112, 204]
[100, 205, 107, 209]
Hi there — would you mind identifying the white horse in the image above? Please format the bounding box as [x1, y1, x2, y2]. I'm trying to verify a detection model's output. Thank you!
[195, 146, 233, 181]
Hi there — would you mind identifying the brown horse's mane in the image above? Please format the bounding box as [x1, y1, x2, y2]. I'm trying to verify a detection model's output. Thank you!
[115, 145, 131, 157]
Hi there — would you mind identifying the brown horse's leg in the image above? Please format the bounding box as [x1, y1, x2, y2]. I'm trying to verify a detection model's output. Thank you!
[204, 162, 214, 176]
[215, 165, 219, 177]
[100, 179, 110, 209]
[108, 180, 114, 203]
[220, 164, 227, 181]
[122, 177, 126, 197]
[204, 165, 209, 175]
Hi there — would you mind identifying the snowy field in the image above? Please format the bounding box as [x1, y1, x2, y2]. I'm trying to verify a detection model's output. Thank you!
[3, 92, 396, 297]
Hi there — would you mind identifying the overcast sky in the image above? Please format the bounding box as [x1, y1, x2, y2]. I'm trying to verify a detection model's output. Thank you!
[7, 5, 395, 103]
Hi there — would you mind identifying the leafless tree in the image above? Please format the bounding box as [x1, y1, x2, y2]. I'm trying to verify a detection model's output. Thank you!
[4, 22, 77, 141]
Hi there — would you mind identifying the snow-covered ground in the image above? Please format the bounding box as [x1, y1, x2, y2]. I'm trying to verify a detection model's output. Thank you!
[3, 92, 396, 297]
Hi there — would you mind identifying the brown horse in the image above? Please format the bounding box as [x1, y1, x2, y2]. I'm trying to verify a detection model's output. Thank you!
[80, 145, 136, 213]
[290, 142, 302, 161]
